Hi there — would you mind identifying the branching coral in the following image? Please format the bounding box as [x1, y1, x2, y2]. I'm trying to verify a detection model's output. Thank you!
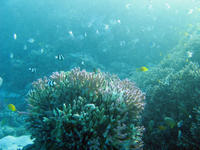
[26, 68, 145, 150]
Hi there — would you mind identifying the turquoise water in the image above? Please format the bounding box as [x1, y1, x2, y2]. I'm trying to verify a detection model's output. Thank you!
[0, 0, 200, 149]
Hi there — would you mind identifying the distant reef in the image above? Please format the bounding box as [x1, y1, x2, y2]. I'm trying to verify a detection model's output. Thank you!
[131, 23, 200, 150]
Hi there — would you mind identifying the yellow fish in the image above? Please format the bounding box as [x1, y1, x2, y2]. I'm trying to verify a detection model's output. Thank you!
[164, 117, 176, 128]
[166, 54, 171, 59]
[158, 125, 166, 131]
[188, 24, 193, 27]
[184, 32, 189, 37]
[8, 104, 16, 111]
[137, 66, 148, 72]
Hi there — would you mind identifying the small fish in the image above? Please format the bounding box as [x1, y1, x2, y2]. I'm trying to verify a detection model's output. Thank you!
[184, 32, 189, 37]
[10, 53, 14, 59]
[104, 24, 109, 30]
[81, 61, 85, 65]
[48, 80, 55, 87]
[69, 31, 74, 37]
[93, 68, 100, 74]
[120, 40, 126, 46]
[85, 103, 96, 110]
[151, 42, 156, 48]
[186, 58, 189, 62]
[29, 68, 37, 73]
[24, 45, 27, 50]
[164, 117, 176, 128]
[158, 125, 167, 131]
[188, 24, 193, 27]
[13, 33, 17, 40]
[165, 3, 171, 9]
[0, 77, 3, 87]
[136, 66, 148, 72]
[187, 51, 193, 58]
[8, 104, 16, 111]
[28, 38, 35, 43]
[188, 9, 193, 15]
[177, 120, 183, 128]
[125, 3, 131, 9]
[178, 130, 182, 139]
[40, 48, 44, 54]
[96, 30, 100, 34]
[55, 54, 64, 61]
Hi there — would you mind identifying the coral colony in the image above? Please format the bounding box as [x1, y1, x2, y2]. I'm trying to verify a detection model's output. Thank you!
[27, 68, 145, 150]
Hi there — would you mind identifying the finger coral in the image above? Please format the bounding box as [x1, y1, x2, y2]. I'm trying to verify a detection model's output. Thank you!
[26, 68, 145, 150]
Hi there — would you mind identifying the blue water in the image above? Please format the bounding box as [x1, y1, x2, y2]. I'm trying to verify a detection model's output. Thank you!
[0, 0, 200, 149]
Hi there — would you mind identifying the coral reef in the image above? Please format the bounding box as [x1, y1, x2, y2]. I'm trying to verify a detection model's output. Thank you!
[26, 68, 145, 150]
[142, 62, 200, 150]
[130, 27, 200, 149]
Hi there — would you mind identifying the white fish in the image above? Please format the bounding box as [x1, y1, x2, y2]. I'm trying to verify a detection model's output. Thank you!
[29, 68, 36, 73]
[125, 3, 131, 9]
[88, 20, 94, 28]
[0, 77, 3, 87]
[13, 33, 17, 40]
[178, 130, 182, 139]
[117, 19, 121, 24]
[120, 41, 126, 47]
[177, 120, 183, 128]
[10, 53, 14, 59]
[28, 38, 35, 43]
[96, 30, 100, 34]
[148, 4, 153, 10]
[110, 19, 121, 25]
[24, 45, 27, 50]
[85, 103, 96, 110]
[147, 26, 154, 31]
[188, 9, 193, 15]
[187, 51, 193, 58]
[69, 31, 74, 37]
[55, 54, 64, 61]
[165, 3, 171, 9]
[104, 24, 109, 30]
[151, 42, 156, 48]
[40, 48, 44, 54]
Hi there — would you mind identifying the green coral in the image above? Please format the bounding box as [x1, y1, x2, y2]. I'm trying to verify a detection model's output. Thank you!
[26, 68, 145, 150]
[130, 27, 200, 149]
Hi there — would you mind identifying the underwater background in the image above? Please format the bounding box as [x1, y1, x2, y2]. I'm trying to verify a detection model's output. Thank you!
[1, 0, 200, 149]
